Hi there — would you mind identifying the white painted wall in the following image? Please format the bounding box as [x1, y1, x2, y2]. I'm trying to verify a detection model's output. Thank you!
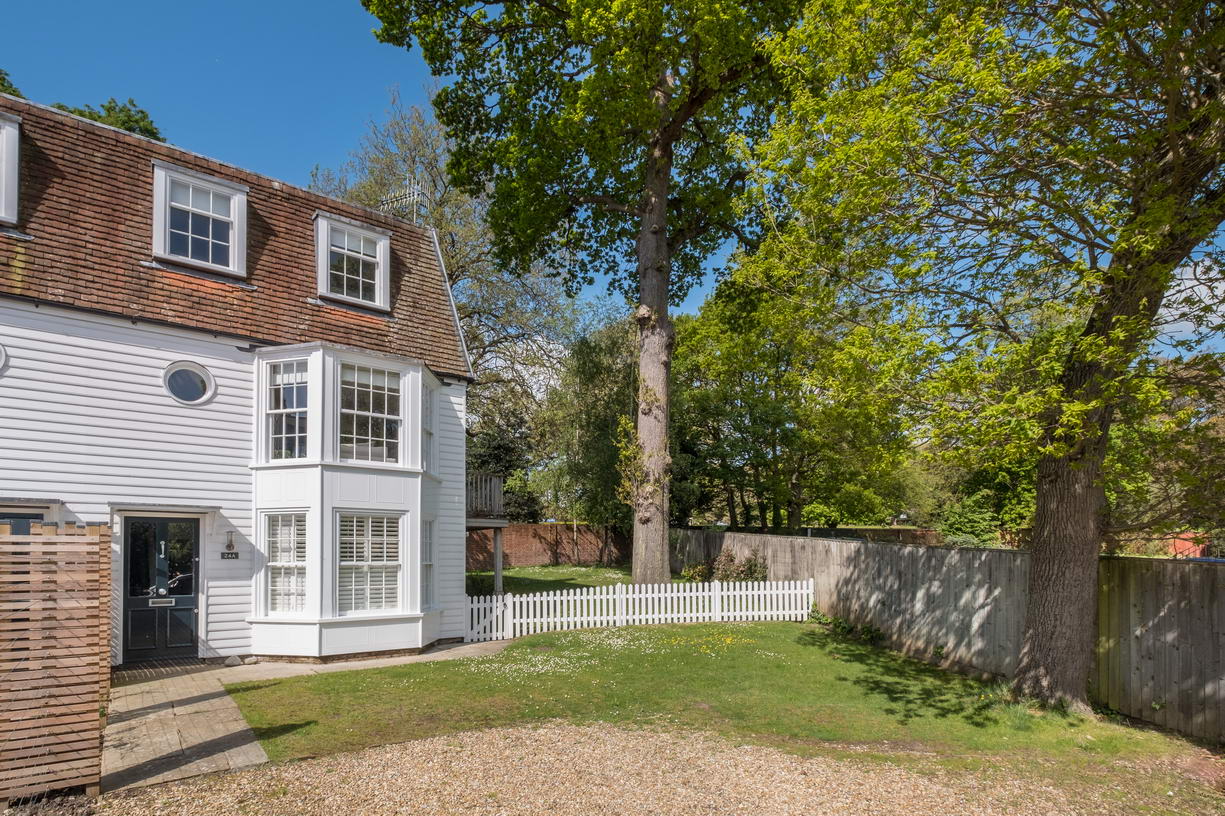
[0, 300, 470, 662]
[0, 300, 256, 662]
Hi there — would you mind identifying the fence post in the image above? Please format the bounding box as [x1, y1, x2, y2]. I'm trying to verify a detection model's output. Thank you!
[712, 580, 723, 623]
[806, 577, 815, 618]
[615, 582, 626, 626]
[503, 593, 515, 640]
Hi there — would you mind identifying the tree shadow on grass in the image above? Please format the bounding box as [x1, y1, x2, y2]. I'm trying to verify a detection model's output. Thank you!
[795, 628, 999, 728]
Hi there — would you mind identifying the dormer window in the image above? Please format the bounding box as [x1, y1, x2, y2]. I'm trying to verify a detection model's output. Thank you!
[315, 213, 390, 310]
[152, 161, 247, 277]
[0, 113, 18, 226]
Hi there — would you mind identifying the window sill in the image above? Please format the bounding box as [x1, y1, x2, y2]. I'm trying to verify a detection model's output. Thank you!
[250, 460, 424, 474]
[0, 225, 33, 240]
[310, 293, 391, 315]
[247, 613, 425, 625]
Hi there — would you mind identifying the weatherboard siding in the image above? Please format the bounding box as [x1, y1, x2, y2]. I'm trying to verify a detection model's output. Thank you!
[434, 381, 468, 640]
[0, 299, 256, 661]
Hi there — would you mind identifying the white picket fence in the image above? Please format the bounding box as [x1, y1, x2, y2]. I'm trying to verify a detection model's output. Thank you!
[465, 578, 815, 642]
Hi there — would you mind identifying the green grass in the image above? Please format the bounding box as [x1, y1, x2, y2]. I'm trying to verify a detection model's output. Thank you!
[466, 563, 641, 594]
[227, 622, 1221, 814]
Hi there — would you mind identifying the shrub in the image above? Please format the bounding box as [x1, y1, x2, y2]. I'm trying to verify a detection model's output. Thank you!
[736, 548, 768, 581]
[680, 562, 710, 583]
[465, 573, 496, 596]
[710, 550, 738, 581]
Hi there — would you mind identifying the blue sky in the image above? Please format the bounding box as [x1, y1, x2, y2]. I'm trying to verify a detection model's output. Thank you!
[3, 0, 715, 312]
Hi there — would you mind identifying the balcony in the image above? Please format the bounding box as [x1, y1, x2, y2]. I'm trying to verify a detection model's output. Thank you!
[466, 472, 506, 527]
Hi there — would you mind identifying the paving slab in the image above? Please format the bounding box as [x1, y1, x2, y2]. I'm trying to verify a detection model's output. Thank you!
[102, 640, 509, 791]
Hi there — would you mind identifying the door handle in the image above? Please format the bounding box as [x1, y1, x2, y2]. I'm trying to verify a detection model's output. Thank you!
[160, 540, 166, 559]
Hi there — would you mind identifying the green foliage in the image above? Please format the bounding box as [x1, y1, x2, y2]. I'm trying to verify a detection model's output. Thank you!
[680, 562, 710, 583]
[465, 572, 496, 596]
[670, 270, 935, 531]
[52, 98, 163, 141]
[707, 548, 768, 582]
[0, 69, 23, 98]
[363, 0, 804, 295]
[939, 490, 1001, 549]
[1, 70, 162, 141]
[536, 316, 638, 531]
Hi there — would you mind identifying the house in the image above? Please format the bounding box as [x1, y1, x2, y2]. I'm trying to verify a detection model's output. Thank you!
[0, 94, 504, 664]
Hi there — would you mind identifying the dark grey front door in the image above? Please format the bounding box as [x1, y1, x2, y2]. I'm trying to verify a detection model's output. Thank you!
[123, 517, 199, 662]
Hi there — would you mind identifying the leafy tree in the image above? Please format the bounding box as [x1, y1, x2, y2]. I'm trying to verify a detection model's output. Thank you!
[1, 69, 162, 141]
[52, 98, 163, 141]
[671, 267, 932, 532]
[536, 316, 638, 535]
[751, 1, 1225, 707]
[0, 69, 23, 98]
[363, 0, 805, 582]
[938, 490, 1001, 549]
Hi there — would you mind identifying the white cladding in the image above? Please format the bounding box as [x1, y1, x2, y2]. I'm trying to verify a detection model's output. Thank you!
[0, 299, 467, 663]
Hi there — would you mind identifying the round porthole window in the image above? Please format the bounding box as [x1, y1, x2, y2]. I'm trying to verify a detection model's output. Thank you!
[163, 361, 215, 405]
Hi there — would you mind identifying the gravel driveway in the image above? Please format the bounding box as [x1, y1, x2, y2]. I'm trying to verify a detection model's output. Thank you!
[95, 723, 1110, 816]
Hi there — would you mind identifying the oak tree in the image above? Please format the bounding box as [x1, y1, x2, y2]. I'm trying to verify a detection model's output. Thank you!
[363, 0, 803, 582]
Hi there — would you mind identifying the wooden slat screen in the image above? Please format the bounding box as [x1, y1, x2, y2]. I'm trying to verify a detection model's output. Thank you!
[0, 522, 111, 800]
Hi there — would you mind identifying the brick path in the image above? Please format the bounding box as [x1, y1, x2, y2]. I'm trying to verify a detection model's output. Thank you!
[102, 641, 507, 792]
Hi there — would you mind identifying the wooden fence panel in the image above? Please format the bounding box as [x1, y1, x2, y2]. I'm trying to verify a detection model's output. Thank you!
[0, 522, 111, 800]
[673, 529, 1224, 745]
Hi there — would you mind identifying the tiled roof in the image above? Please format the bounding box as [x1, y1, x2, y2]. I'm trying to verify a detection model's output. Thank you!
[0, 95, 471, 380]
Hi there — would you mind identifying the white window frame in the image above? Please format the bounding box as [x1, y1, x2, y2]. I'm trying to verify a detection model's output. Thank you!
[264, 512, 308, 616]
[337, 362, 404, 465]
[420, 518, 435, 610]
[152, 160, 248, 277]
[266, 359, 309, 461]
[421, 384, 435, 474]
[314, 212, 391, 311]
[336, 512, 403, 616]
[0, 113, 19, 226]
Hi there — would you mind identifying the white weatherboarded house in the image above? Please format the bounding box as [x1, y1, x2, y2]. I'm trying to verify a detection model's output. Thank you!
[0, 95, 503, 664]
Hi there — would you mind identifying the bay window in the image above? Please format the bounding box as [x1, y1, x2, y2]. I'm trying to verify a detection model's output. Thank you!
[337, 513, 401, 614]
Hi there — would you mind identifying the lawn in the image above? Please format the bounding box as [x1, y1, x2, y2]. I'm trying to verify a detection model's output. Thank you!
[466, 563, 641, 594]
[227, 621, 1222, 814]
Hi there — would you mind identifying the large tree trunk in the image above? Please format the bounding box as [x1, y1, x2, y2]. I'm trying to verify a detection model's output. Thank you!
[1013, 421, 1110, 711]
[1013, 257, 1171, 709]
[630, 138, 674, 584]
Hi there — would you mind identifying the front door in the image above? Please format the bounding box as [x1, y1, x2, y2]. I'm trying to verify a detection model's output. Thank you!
[123, 517, 200, 662]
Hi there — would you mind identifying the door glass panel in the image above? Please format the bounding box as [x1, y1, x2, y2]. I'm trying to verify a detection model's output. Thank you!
[128, 520, 157, 597]
[166, 521, 195, 596]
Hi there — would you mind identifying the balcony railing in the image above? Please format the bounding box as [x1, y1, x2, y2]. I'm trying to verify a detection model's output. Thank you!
[466, 472, 506, 519]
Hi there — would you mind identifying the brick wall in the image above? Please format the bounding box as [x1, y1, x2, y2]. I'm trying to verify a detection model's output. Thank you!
[467, 523, 629, 570]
